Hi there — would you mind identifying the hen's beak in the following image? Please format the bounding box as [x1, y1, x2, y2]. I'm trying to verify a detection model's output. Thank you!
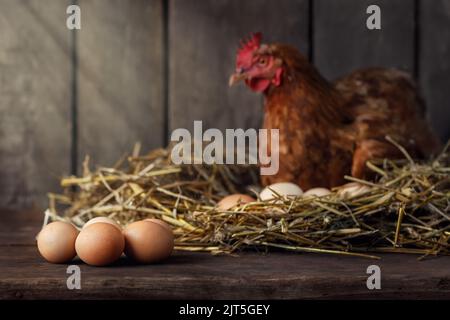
[229, 71, 247, 87]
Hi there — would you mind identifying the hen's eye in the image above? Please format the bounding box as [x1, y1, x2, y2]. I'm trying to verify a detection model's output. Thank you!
[258, 57, 267, 66]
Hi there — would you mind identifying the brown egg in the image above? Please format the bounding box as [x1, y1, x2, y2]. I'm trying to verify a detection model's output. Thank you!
[37, 221, 79, 263]
[83, 216, 121, 231]
[75, 223, 124, 266]
[145, 218, 172, 233]
[217, 194, 255, 210]
[123, 220, 174, 264]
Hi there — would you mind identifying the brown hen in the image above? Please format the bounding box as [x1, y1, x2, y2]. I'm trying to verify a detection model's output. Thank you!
[229, 33, 441, 190]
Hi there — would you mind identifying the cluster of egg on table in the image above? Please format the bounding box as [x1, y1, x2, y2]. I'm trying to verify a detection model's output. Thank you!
[37, 217, 174, 266]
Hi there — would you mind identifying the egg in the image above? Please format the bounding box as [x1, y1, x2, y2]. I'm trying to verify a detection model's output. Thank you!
[145, 218, 172, 233]
[75, 223, 124, 266]
[217, 194, 255, 210]
[337, 182, 372, 199]
[37, 221, 79, 263]
[83, 216, 121, 231]
[303, 187, 331, 198]
[260, 182, 303, 201]
[123, 220, 174, 264]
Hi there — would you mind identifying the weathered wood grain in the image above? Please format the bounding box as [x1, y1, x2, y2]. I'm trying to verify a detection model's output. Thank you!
[0, 0, 71, 209]
[1, 209, 450, 300]
[169, 0, 309, 133]
[0, 208, 41, 245]
[419, 0, 450, 142]
[314, 0, 415, 80]
[77, 0, 164, 168]
[1, 244, 450, 299]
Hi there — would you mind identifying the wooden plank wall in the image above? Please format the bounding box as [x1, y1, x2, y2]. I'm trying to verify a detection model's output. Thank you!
[314, 0, 415, 78]
[419, 0, 450, 141]
[77, 0, 164, 167]
[0, 0, 449, 210]
[0, 0, 71, 208]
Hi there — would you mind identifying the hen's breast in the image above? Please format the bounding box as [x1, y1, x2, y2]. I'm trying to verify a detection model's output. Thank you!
[261, 89, 352, 189]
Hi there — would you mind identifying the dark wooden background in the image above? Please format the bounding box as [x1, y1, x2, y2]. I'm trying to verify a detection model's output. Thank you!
[0, 0, 449, 209]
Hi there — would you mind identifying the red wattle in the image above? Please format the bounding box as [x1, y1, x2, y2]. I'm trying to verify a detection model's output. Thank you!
[246, 78, 271, 92]
[272, 67, 283, 86]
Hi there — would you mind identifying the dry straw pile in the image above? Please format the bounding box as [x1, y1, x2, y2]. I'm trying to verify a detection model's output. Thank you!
[46, 141, 450, 260]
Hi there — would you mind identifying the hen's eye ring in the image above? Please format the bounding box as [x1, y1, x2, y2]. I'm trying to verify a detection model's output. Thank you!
[258, 58, 267, 66]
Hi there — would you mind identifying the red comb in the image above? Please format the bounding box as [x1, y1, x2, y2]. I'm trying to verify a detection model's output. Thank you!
[238, 32, 262, 53]
[236, 32, 262, 68]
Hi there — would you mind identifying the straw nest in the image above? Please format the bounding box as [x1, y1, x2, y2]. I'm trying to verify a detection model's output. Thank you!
[46, 141, 450, 260]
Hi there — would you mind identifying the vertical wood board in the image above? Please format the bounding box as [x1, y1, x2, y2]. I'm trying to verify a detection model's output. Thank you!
[314, 0, 415, 80]
[0, 0, 71, 209]
[169, 0, 310, 133]
[419, 0, 450, 142]
[77, 0, 164, 167]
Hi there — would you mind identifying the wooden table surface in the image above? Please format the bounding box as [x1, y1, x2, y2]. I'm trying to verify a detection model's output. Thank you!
[1, 209, 450, 300]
